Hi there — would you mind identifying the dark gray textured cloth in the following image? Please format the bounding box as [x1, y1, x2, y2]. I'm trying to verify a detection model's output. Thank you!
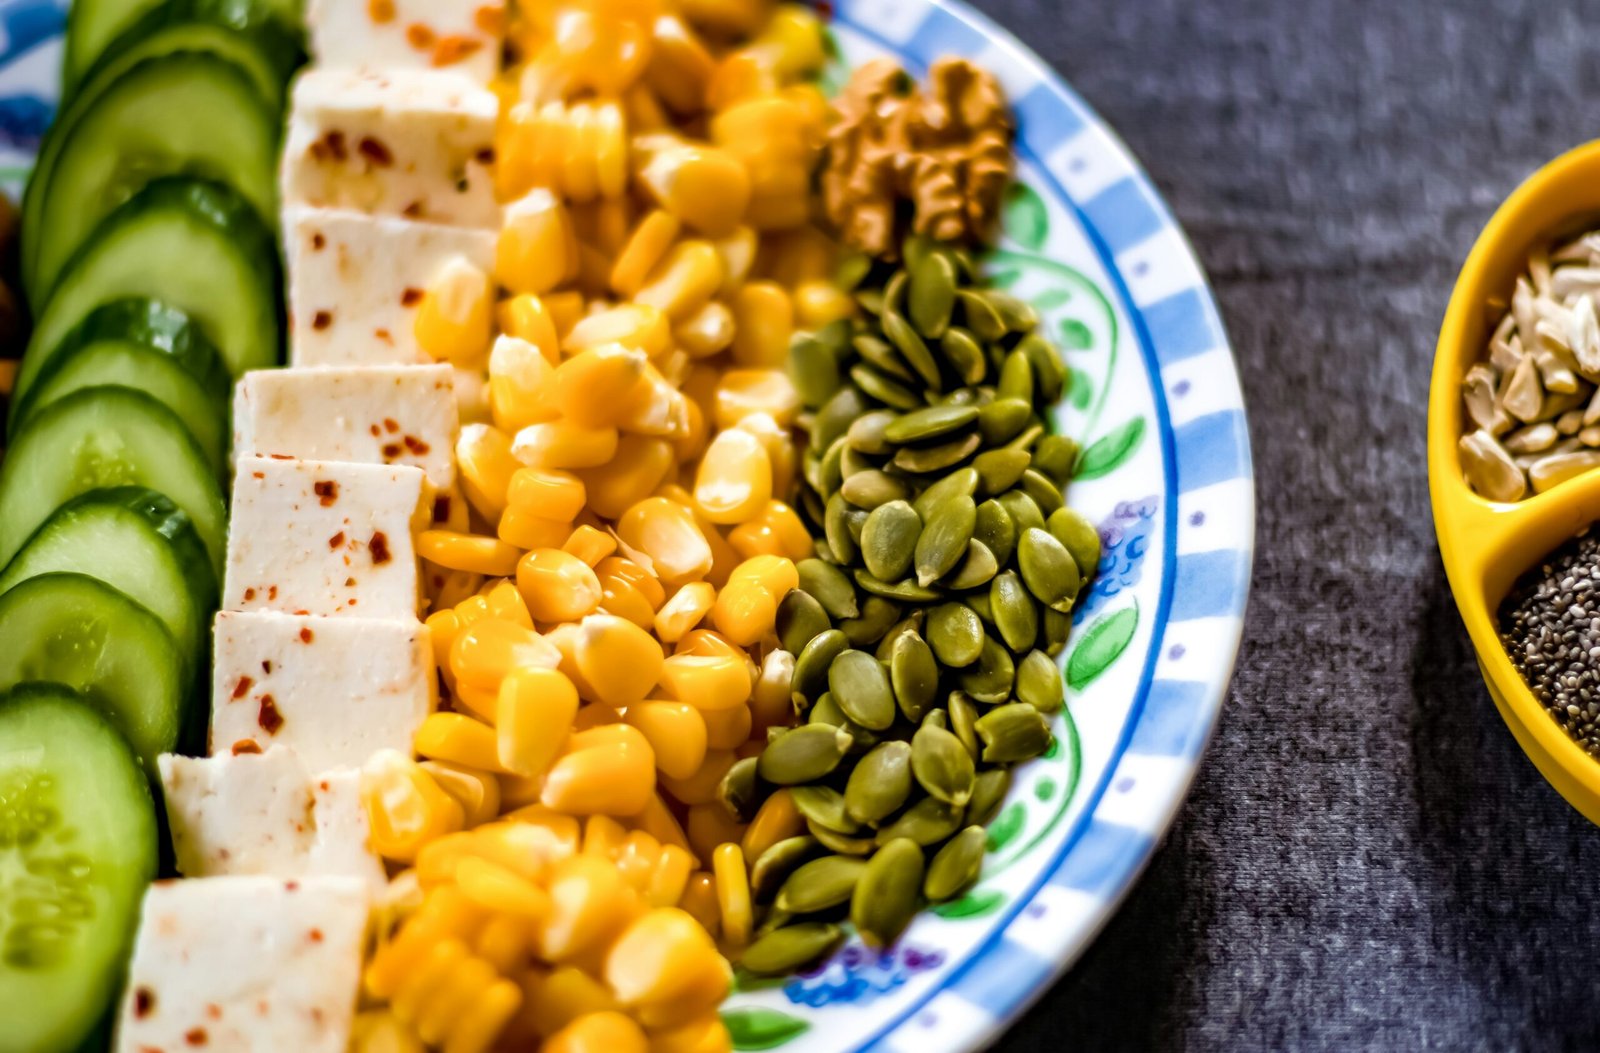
[960, 0, 1600, 1048]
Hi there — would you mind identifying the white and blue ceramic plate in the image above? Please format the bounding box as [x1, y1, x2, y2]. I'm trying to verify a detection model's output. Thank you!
[0, 0, 1254, 1049]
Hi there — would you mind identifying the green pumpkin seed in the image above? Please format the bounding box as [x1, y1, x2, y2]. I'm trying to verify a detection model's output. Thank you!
[851, 363, 923, 410]
[794, 628, 851, 700]
[860, 500, 921, 582]
[807, 818, 877, 855]
[845, 740, 914, 826]
[755, 906, 794, 939]
[889, 631, 939, 721]
[750, 836, 822, 903]
[759, 724, 854, 784]
[884, 405, 978, 445]
[835, 251, 873, 290]
[973, 448, 1031, 495]
[977, 397, 1032, 446]
[958, 637, 1016, 704]
[937, 387, 983, 408]
[1016, 649, 1065, 713]
[974, 499, 1017, 567]
[876, 613, 924, 662]
[798, 561, 859, 621]
[921, 708, 949, 731]
[883, 267, 908, 313]
[914, 495, 976, 587]
[847, 410, 898, 455]
[924, 826, 987, 902]
[840, 469, 911, 510]
[839, 595, 901, 648]
[990, 570, 1039, 653]
[791, 785, 862, 834]
[892, 432, 980, 474]
[808, 691, 845, 727]
[975, 703, 1054, 763]
[1018, 333, 1066, 404]
[854, 287, 885, 315]
[855, 570, 944, 602]
[853, 333, 916, 383]
[1020, 468, 1064, 516]
[998, 350, 1034, 403]
[926, 602, 984, 667]
[828, 649, 896, 731]
[997, 489, 1045, 533]
[719, 755, 762, 822]
[776, 855, 868, 913]
[902, 233, 932, 271]
[909, 251, 957, 339]
[741, 922, 845, 975]
[912, 467, 978, 519]
[876, 795, 965, 847]
[948, 691, 981, 759]
[1042, 606, 1072, 656]
[778, 589, 832, 655]
[958, 289, 1007, 342]
[1017, 527, 1081, 613]
[944, 539, 999, 590]
[790, 334, 844, 410]
[966, 768, 1012, 827]
[911, 723, 975, 806]
[817, 435, 846, 495]
[882, 309, 943, 389]
[986, 290, 1038, 332]
[824, 493, 860, 564]
[941, 327, 988, 386]
[800, 487, 827, 539]
[839, 444, 875, 482]
[814, 386, 868, 454]
[852, 838, 926, 947]
[1004, 423, 1045, 455]
[1032, 433, 1080, 486]
[1046, 507, 1102, 578]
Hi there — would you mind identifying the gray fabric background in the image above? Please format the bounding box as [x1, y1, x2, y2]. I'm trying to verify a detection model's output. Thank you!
[959, 0, 1600, 1049]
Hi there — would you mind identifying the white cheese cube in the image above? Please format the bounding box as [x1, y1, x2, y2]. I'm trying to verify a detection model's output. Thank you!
[158, 747, 384, 891]
[306, 0, 505, 84]
[282, 70, 499, 228]
[113, 876, 368, 1053]
[285, 207, 496, 367]
[233, 364, 460, 489]
[210, 610, 435, 771]
[224, 456, 429, 620]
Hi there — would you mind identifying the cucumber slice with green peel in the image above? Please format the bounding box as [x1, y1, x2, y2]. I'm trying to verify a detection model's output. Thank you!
[0, 576, 186, 775]
[8, 300, 231, 473]
[0, 488, 217, 681]
[63, 0, 303, 96]
[0, 388, 226, 576]
[16, 179, 280, 406]
[0, 683, 159, 1053]
[24, 54, 279, 303]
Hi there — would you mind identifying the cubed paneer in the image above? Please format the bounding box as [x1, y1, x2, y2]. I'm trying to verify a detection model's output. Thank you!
[158, 747, 384, 891]
[233, 364, 460, 489]
[285, 207, 497, 367]
[210, 611, 435, 770]
[113, 876, 368, 1053]
[306, 0, 506, 84]
[224, 456, 429, 620]
[281, 70, 499, 228]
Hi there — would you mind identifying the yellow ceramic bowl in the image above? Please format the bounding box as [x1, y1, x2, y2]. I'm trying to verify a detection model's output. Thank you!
[1430, 139, 1600, 824]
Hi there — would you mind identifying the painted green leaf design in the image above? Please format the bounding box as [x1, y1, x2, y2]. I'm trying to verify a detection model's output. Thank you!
[1073, 417, 1145, 480]
[1031, 288, 1072, 311]
[986, 801, 1025, 852]
[1067, 606, 1139, 690]
[1066, 366, 1093, 411]
[1034, 777, 1057, 802]
[987, 266, 1022, 289]
[931, 888, 1007, 919]
[1058, 317, 1094, 350]
[724, 1007, 811, 1050]
[1002, 182, 1050, 251]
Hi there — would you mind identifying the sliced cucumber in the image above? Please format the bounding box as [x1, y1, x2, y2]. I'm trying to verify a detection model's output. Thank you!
[0, 683, 158, 1053]
[25, 54, 278, 303]
[63, 0, 303, 95]
[16, 179, 280, 406]
[0, 388, 226, 576]
[0, 488, 216, 681]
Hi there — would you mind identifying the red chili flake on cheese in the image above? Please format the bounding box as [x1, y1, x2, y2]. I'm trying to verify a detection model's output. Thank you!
[258, 696, 284, 734]
[382, 443, 403, 459]
[475, 147, 496, 166]
[286, 881, 300, 891]
[370, 423, 382, 437]
[369, 0, 396, 23]
[329, 531, 346, 549]
[345, 577, 358, 587]
[312, 311, 333, 331]
[262, 660, 273, 673]
[133, 987, 155, 1018]
[232, 676, 254, 700]
[384, 418, 400, 433]
[475, 5, 505, 34]
[268, 585, 278, 600]
[312, 232, 327, 250]
[299, 627, 314, 644]
[359, 137, 394, 167]
[403, 201, 424, 218]
[370, 532, 393, 565]
[407, 23, 436, 49]
[231, 740, 262, 756]
[243, 587, 256, 601]
[185, 1028, 208, 1046]
[268, 453, 294, 460]
[309, 928, 324, 943]
[206, 1005, 222, 1021]
[433, 495, 452, 523]
[314, 480, 339, 506]
[433, 35, 483, 67]
[404, 435, 431, 455]
[400, 287, 423, 306]
[376, 328, 393, 344]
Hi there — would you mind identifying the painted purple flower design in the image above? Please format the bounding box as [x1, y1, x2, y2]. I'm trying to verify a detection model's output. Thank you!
[1074, 496, 1158, 622]
[783, 941, 946, 1008]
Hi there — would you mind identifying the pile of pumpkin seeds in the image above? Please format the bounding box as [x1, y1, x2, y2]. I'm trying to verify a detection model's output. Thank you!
[718, 235, 1099, 974]
[1460, 228, 1600, 501]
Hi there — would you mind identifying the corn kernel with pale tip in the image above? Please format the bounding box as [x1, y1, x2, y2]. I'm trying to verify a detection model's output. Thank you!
[517, 548, 603, 623]
[415, 255, 493, 364]
[616, 497, 714, 587]
[498, 666, 580, 776]
[624, 701, 708, 780]
[694, 427, 773, 525]
[572, 613, 665, 707]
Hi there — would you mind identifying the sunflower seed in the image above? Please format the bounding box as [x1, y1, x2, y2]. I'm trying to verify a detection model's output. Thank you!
[852, 838, 926, 947]
[1015, 649, 1065, 713]
[926, 602, 985, 667]
[911, 723, 975, 806]
[924, 826, 988, 902]
[776, 855, 868, 913]
[915, 495, 977, 586]
[798, 560, 860, 620]
[845, 740, 914, 826]
[760, 723, 854, 784]
[829, 649, 897, 731]
[741, 922, 845, 975]
[1017, 527, 1081, 613]
[974, 703, 1054, 763]
[889, 631, 939, 721]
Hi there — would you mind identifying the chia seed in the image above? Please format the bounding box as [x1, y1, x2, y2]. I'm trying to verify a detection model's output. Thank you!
[1499, 528, 1600, 755]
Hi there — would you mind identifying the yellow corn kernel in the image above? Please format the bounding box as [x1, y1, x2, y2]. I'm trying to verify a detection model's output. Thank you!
[456, 423, 521, 520]
[728, 504, 811, 562]
[542, 622, 600, 701]
[416, 713, 506, 773]
[686, 802, 744, 870]
[457, 856, 553, 920]
[729, 554, 800, 598]
[576, 435, 676, 519]
[700, 704, 752, 751]
[619, 366, 693, 440]
[571, 195, 634, 257]
[498, 507, 573, 550]
[516, 549, 603, 623]
[582, 813, 632, 861]
[420, 531, 524, 577]
[451, 681, 501, 725]
[350, 1010, 426, 1053]
[563, 524, 618, 567]
[743, 189, 810, 232]
[390, 939, 471, 1033]
[711, 842, 752, 947]
[568, 306, 673, 365]
[710, 579, 776, 647]
[553, 344, 650, 427]
[499, 294, 562, 364]
[544, 290, 588, 338]
[496, 806, 583, 863]
[793, 278, 856, 328]
[613, 829, 665, 892]
[638, 145, 751, 237]
[633, 792, 694, 857]
[543, 724, 658, 816]
[712, 226, 759, 297]
[678, 871, 720, 936]
[624, 701, 709, 781]
[450, 618, 555, 694]
[705, 51, 777, 112]
[443, 979, 523, 1053]
[729, 412, 793, 495]
[497, 188, 576, 296]
[649, 1014, 732, 1053]
[645, 843, 696, 907]
[605, 908, 728, 1014]
[539, 854, 643, 961]
[750, 649, 794, 732]
[598, 557, 668, 611]
[454, 594, 495, 629]
[658, 749, 735, 807]
[693, 428, 772, 525]
[616, 497, 713, 587]
[419, 761, 502, 828]
[730, 281, 793, 368]
[653, 581, 716, 643]
[740, 788, 802, 861]
[362, 749, 467, 863]
[572, 613, 664, 707]
[488, 335, 560, 433]
[673, 300, 735, 360]
[658, 653, 752, 712]
[506, 467, 587, 522]
[427, 608, 463, 670]
[474, 915, 530, 976]
[498, 666, 580, 776]
[597, 577, 657, 629]
[521, 967, 620, 1039]
[644, 15, 713, 114]
[483, 579, 533, 628]
[713, 369, 800, 428]
[415, 256, 493, 363]
[545, 1012, 649, 1053]
[366, 885, 483, 997]
[612, 210, 682, 297]
[633, 241, 724, 321]
[745, 4, 825, 78]
[672, 629, 747, 664]
[512, 420, 620, 469]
